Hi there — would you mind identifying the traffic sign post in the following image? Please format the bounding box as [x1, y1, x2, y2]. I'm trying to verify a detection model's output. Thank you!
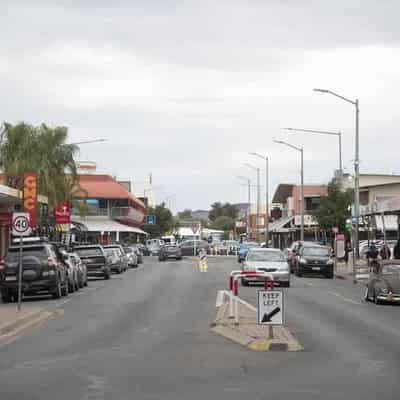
[12, 213, 31, 311]
[258, 289, 284, 339]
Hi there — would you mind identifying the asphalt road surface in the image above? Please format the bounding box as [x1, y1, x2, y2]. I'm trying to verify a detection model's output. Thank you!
[1, 257, 400, 399]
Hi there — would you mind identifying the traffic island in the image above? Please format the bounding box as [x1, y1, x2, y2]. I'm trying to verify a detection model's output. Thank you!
[0, 306, 54, 344]
[211, 293, 303, 352]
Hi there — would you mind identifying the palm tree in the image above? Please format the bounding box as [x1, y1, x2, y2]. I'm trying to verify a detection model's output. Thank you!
[0, 122, 79, 208]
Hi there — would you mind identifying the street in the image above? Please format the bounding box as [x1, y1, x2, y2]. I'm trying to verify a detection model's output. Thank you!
[0, 257, 399, 399]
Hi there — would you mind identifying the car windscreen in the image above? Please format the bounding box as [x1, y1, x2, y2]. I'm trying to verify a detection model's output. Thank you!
[7, 247, 48, 261]
[106, 247, 122, 255]
[241, 242, 259, 249]
[123, 248, 132, 253]
[302, 247, 329, 257]
[382, 265, 400, 274]
[247, 251, 285, 262]
[75, 247, 103, 257]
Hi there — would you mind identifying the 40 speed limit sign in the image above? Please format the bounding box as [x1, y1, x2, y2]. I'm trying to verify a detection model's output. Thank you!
[12, 212, 32, 236]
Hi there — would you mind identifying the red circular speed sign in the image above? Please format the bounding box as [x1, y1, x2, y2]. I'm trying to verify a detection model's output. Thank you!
[12, 214, 30, 234]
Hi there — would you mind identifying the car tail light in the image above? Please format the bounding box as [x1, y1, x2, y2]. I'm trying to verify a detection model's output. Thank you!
[0, 257, 5, 270]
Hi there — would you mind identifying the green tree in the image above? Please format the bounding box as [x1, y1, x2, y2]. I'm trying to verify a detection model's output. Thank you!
[313, 180, 354, 232]
[0, 122, 79, 208]
[143, 203, 175, 238]
[209, 202, 238, 221]
[178, 209, 192, 219]
[211, 215, 235, 232]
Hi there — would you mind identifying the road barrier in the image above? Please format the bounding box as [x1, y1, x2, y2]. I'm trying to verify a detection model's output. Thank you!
[198, 249, 208, 272]
[227, 270, 274, 324]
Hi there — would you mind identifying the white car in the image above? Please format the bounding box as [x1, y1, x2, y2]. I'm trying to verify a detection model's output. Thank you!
[124, 247, 138, 268]
[241, 248, 290, 287]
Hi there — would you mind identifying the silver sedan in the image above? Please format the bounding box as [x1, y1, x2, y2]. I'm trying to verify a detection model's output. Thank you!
[241, 248, 290, 287]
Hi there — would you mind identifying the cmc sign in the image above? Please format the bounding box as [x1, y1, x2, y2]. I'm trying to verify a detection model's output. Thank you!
[23, 172, 37, 227]
[54, 202, 71, 225]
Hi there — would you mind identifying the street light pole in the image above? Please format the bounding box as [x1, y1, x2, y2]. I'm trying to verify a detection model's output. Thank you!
[284, 128, 342, 172]
[244, 163, 260, 243]
[249, 152, 270, 246]
[274, 140, 304, 241]
[237, 176, 251, 240]
[314, 88, 360, 259]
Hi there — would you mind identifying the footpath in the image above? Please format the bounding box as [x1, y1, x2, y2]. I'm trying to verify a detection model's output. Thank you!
[0, 305, 53, 344]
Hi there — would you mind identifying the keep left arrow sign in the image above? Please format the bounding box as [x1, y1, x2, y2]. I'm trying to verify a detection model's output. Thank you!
[261, 307, 281, 323]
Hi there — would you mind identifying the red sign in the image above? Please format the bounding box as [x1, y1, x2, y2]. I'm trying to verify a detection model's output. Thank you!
[0, 212, 12, 226]
[23, 172, 37, 227]
[191, 223, 199, 234]
[54, 202, 71, 224]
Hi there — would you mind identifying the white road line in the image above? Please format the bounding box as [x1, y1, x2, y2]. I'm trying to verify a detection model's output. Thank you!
[303, 280, 315, 287]
[327, 290, 363, 305]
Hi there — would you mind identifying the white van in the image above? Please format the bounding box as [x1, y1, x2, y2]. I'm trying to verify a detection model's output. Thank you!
[161, 235, 176, 245]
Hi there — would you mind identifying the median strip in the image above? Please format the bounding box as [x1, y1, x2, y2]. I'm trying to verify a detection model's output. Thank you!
[211, 291, 303, 352]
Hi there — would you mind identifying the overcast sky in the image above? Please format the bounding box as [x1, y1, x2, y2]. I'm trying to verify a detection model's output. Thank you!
[1, 0, 400, 212]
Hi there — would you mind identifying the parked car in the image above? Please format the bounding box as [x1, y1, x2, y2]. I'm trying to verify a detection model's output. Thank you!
[210, 241, 228, 255]
[159, 244, 182, 261]
[69, 252, 88, 288]
[223, 240, 240, 255]
[60, 249, 79, 292]
[74, 245, 111, 280]
[146, 239, 164, 256]
[104, 248, 124, 274]
[365, 260, 400, 304]
[138, 244, 150, 256]
[241, 248, 290, 287]
[237, 241, 260, 263]
[103, 244, 128, 270]
[0, 238, 69, 302]
[132, 245, 144, 264]
[123, 247, 138, 268]
[295, 244, 334, 278]
[179, 240, 209, 256]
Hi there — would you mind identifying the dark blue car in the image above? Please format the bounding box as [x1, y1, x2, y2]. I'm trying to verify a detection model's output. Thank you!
[237, 241, 260, 263]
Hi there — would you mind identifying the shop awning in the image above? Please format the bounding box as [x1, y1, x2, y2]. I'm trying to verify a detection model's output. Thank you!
[71, 217, 148, 235]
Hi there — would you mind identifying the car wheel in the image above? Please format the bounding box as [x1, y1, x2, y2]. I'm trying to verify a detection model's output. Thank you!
[364, 286, 370, 302]
[241, 278, 249, 286]
[1, 289, 12, 303]
[62, 280, 69, 297]
[373, 290, 381, 305]
[326, 270, 334, 279]
[52, 279, 62, 299]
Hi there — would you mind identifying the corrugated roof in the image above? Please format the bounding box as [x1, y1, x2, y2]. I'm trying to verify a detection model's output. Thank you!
[74, 174, 144, 207]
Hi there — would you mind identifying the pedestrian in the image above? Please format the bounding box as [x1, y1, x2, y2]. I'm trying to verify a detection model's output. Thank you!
[380, 243, 391, 260]
[393, 239, 400, 259]
[366, 241, 379, 262]
[344, 239, 352, 265]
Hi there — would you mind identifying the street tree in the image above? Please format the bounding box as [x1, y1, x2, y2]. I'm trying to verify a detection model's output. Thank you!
[143, 203, 174, 238]
[209, 202, 239, 221]
[0, 122, 79, 208]
[313, 180, 354, 233]
[211, 215, 235, 232]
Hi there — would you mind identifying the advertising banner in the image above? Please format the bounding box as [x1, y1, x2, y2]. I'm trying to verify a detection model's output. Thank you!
[55, 202, 71, 225]
[23, 172, 37, 227]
